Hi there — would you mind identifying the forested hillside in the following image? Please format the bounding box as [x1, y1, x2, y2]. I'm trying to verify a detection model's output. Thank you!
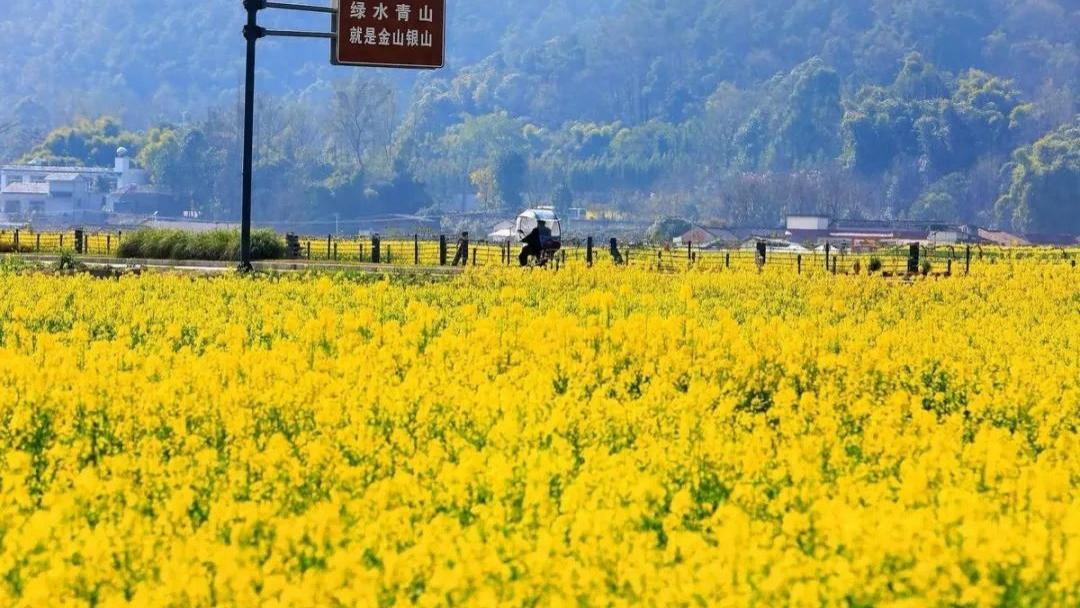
[1, 0, 1076, 232]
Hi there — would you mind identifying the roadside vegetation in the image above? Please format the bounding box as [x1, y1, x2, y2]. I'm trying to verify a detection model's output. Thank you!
[115, 228, 286, 261]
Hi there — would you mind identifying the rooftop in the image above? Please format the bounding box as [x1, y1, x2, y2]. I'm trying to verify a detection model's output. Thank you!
[830, 218, 960, 231]
[2, 164, 116, 174]
[46, 173, 88, 182]
[1, 182, 50, 195]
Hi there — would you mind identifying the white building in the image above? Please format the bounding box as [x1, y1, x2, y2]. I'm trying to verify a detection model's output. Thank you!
[786, 215, 831, 231]
[0, 147, 149, 222]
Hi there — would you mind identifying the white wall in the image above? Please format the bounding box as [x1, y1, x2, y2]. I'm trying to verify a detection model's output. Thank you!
[787, 216, 830, 231]
[0, 194, 46, 215]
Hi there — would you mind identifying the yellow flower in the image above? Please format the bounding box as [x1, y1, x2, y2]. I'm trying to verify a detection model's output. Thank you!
[0, 253, 1075, 605]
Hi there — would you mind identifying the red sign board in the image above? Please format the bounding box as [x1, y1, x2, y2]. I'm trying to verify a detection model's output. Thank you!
[333, 0, 445, 69]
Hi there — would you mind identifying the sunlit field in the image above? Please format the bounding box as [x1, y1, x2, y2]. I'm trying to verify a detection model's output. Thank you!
[0, 260, 1078, 606]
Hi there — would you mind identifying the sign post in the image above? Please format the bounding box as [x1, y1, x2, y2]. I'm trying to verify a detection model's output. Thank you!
[236, 0, 445, 271]
[239, 1, 263, 272]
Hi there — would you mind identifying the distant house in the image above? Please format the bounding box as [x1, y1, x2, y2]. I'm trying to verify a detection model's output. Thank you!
[927, 229, 962, 245]
[782, 214, 1080, 248]
[740, 238, 810, 254]
[674, 226, 740, 248]
[1, 182, 48, 217]
[728, 227, 786, 243]
[977, 228, 1028, 246]
[0, 147, 153, 223]
[975, 228, 1080, 247]
[786, 215, 831, 231]
[585, 207, 628, 221]
[0, 173, 104, 219]
[785, 214, 969, 248]
[488, 220, 516, 242]
[674, 226, 717, 246]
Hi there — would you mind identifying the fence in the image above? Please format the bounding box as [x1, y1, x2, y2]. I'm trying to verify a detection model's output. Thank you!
[2, 228, 1077, 275]
[0, 229, 124, 256]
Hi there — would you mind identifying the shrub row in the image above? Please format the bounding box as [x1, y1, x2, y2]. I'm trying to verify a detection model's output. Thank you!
[115, 228, 286, 261]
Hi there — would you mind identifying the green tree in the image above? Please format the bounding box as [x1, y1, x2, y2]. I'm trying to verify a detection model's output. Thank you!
[841, 93, 901, 176]
[908, 173, 967, 222]
[997, 119, 1080, 234]
[646, 217, 692, 244]
[329, 73, 396, 175]
[22, 116, 141, 167]
[552, 182, 574, 216]
[893, 53, 948, 101]
[493, 150, 528, 209]
[470, 166, 498, 209]
[139, 126, 220, 216]
[765, 59, 843, 170]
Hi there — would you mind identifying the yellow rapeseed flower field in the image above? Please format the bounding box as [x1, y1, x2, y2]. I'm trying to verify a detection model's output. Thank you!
[0, 260, 1078, 606]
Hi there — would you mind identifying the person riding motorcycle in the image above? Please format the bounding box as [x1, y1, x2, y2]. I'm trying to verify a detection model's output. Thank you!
[519, 220, 554, 266]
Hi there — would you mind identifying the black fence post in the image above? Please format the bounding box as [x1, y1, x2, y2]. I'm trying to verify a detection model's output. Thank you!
[326, 234, 332, 260]
[797, 255, 802, 275]
[824, 242, 831, 270]
[333, 241, 338, 261]
[725, 252, 730, 269]
[414, 235, 420, 265]
[687, 242, 693, 264]
[965, 245, 971, 275]
[36, 234, 41, 252]
[610, 238, 624, 265]
[586, 237, 594, 267]
[372, 234, 382, 264]
[13, 229, 19, 252]
[451, 233, 468, 267]
[908, 243, 920, 275]
[439, 235, 448, 266]
[285, 233, 301, 258]
[74, 229, 84, 254]
[106, 234, 111, 255]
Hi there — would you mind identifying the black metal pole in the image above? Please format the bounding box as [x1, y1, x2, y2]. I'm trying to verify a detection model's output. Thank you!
[264, 1, 336, 13]
[239, 1, 263, 272]
[264, 29, 336, 39]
